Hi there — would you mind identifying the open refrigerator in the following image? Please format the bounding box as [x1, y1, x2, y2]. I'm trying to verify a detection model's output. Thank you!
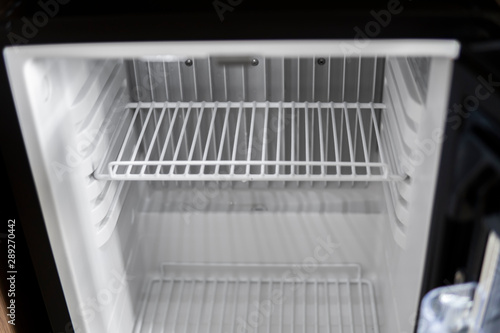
[7, 0, 500, 323]
[2, 39, 468, 333]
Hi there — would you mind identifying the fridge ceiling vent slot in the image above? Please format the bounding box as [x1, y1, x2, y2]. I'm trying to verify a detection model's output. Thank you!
[134, 263, 379, 333]
[94, 101, 404, 182]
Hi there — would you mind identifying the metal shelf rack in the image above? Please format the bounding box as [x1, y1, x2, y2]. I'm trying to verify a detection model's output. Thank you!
[133, 263, 379, 333]
[95, 101, 403, 182]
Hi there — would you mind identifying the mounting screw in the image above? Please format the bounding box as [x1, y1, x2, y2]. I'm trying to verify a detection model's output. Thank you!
[185, 59, 193, 67]
[251, 58, 259, 66]
[317, 58, 326, 66]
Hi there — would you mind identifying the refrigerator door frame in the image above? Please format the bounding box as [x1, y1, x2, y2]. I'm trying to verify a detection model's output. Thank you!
[3, 39, 459, 333]
[419, 39, 500, 317]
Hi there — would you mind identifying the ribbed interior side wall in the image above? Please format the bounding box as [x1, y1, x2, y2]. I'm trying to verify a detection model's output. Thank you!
[67, 59, 130, 232]
[381, 57, 429, 248]
[57, 58, 143, 330]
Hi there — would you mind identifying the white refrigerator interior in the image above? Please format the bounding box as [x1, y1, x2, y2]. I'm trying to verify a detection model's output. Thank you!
[4, 40, 459, 333]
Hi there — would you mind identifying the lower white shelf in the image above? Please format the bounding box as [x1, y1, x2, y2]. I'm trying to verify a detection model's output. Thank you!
[134, 263, 379, 333]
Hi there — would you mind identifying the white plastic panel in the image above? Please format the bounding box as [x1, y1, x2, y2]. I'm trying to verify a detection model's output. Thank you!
[8, 40, 460, 58]
[71, 59, 120, 124]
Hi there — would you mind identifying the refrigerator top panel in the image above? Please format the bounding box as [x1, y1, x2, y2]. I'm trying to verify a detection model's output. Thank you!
[3, 39, 460, 59]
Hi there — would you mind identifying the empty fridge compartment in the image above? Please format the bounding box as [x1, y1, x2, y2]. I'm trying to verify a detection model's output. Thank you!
[94, 55, 404, 182]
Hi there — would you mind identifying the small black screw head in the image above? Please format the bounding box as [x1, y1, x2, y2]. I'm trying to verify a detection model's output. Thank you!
[185, 59, 193, 66]
[317, 58, 326, 66]
[251, 58, 259, 66]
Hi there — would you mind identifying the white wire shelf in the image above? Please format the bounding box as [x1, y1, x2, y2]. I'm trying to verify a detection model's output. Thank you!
[134, 263, 379, 333]
[95, 101, 404, 182]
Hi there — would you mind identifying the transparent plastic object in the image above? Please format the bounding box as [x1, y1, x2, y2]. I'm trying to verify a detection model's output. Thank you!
[418, 282, 477, 333]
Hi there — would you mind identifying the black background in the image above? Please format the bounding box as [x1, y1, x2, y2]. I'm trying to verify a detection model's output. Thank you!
[0, 156, 52, 332]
